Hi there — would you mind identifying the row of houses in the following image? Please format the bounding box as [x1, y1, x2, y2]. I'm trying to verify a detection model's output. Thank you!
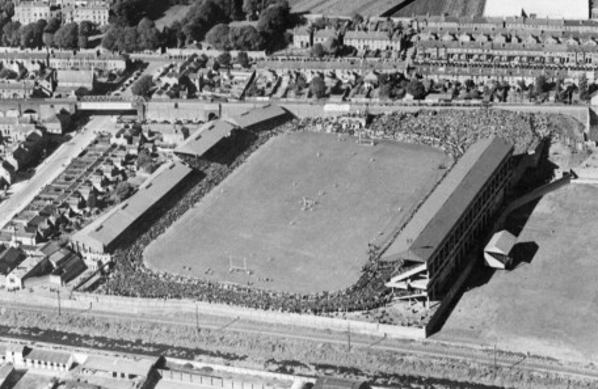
[414, 15, 598, 33]
[292, 26, 404, 51]
[414, 41, 598, 75]
[14, 0, 110, 26]
[0, 343, 159, 385]
[0, 67, 97, 99]
[0, 50, 129, 74]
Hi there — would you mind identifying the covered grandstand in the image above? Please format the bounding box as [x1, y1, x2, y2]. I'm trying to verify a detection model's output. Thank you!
[174, 120, 236, 157]
[224, 105, 292, 132]
[71, 161, 193, 254]
[385, 136, 515, 299]
[175, 105, 292, 158]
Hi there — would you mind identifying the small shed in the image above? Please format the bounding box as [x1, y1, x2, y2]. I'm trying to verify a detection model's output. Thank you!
[484, 230, 517, 269]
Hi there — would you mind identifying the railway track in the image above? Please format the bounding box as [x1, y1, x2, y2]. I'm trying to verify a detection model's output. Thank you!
[3, 301, 598, 383]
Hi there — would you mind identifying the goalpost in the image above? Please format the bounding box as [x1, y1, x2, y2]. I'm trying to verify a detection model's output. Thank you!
[229, 256, 252, 275]
[356, 130, 375, 146]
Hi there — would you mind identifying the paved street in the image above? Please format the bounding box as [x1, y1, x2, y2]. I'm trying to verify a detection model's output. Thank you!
[0, 115, 117, 229]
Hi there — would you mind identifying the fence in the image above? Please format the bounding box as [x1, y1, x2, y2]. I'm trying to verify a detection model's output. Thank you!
[0, 291, 426, 340]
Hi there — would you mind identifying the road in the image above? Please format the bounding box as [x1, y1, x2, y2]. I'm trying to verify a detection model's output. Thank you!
[0, 115, 116, 229]
[3, 299, 598, 383]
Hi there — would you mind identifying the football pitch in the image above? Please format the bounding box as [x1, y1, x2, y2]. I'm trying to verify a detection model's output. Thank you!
[144, 131, 449, 294]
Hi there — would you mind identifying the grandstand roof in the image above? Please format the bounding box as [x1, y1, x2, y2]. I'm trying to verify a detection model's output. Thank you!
[224, 105, 289, 130]
[174, 120, 235, 157]
[405, 137, 513, 263]
[71, 162, 192, 253]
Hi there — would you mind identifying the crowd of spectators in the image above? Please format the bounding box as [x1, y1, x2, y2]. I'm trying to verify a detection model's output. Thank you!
[367, 109, 552, 157]
[293, 109, 552, 158]
[95, 108, 556, 317]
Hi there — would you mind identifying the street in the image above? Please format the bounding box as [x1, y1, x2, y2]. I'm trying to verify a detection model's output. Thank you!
[0, 115, 117, 229]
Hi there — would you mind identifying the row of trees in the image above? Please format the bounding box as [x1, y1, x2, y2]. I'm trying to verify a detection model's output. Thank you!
[102, 0, 292, 53]
[1, 18, 96, 49]
[102, 18, 161, 52]
[173, 0, 291, 51]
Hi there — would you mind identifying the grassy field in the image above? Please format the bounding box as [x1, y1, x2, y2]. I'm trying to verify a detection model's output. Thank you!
[436, 182, 598, 362]
[393, 0, 485, 17]
[154, 5, 190, 30]
[290, 0, 410, 17]
[144, 131, 449, 294]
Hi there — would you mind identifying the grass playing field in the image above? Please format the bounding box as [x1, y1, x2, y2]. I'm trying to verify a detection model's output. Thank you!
[154, 5, 190, 30]
[393, 0, 485, 17]
[144, 131, 449, 294]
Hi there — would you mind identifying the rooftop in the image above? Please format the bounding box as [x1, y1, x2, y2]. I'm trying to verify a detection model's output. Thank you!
[25, 348, 72, 365]
[224, 105, 290, 129]
[72, 162, 193, 251]
[404, 137, 513, 263]
[174, 120, 236, 157]
[81, 355, 158, 377]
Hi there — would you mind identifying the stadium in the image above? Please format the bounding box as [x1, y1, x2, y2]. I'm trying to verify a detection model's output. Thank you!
[76, 105, 569, 324]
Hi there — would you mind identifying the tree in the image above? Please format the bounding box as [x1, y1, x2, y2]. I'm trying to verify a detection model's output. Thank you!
[2, 21, 21, 47]
[20, 23, 37, 48]
[351, 13, 364, 27]
[42, 16, 60, 47]
[579, 73, 590, 101]
[122, 26, 139, 52]
[78, 20, 94, 36]
[257, 3, 289, 37]
[45, 17, 61, 33]
[101, 26, 123, 51]
[113, 182, 135, 202]
[87, 191, 98, 209]
[206, 23, 231, 50]
[378, 73, 394, 99]
[110, 0, 146, 27]
[243, 0, 259, 20]
[0, 68, 18, 79]
[131, 75, 154, 97]
[42, 31, 54, 47]
[54, 23, 79, 49]
[237, 51, 250, 68]
[182, 0, 229, 43]
[33, 19, 47, 48]
[311, 43, 325, 58]
[407, 78, 426, 100]
[310, 75, 326, 99]
[136, 149, 153, 171]
[228, 25, 264, 50]
[137, 18, 161, 51]
[379, 82, 393, 99]
[534, 75, 549, 96]
[78, 34, 89, 49]
[323, 36, 338, 55]
[217, 51, 232, 68]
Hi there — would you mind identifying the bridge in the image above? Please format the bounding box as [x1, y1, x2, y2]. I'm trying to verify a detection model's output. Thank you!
[77, 96, 145, 115]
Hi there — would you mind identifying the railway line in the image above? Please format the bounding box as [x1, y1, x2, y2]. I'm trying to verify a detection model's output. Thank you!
[2, 300, 598, 383]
